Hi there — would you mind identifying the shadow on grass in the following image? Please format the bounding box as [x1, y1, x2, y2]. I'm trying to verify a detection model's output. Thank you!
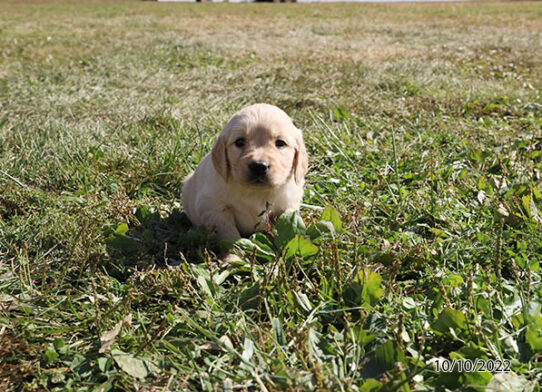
[103, 207, 215, 280]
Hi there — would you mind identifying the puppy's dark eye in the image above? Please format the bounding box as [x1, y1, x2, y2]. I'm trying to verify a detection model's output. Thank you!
[235, 138, 246, 148]
[275, 139, 287, 148]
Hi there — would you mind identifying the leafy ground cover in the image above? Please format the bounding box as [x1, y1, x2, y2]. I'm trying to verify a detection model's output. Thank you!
[0, 0, 541, 390]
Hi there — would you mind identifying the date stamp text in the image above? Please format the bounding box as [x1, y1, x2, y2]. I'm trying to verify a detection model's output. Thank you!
[435, 359, 511, 373]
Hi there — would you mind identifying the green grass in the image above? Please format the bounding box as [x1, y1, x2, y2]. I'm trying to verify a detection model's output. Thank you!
[1, 0, 541, 390]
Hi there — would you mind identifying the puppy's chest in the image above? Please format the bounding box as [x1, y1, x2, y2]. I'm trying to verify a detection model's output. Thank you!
[230, 199, 282, 236]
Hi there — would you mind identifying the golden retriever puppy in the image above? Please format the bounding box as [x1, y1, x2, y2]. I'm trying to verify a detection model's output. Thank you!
[182, 103, 308, 259]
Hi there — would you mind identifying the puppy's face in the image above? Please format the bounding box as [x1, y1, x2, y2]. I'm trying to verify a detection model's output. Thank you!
[212, 104, 307, 188]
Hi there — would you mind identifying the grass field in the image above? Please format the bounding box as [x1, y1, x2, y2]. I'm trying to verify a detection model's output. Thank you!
[1, 0, 541, 390]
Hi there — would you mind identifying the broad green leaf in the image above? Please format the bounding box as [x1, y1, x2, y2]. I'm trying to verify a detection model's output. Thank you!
[105, 232, 139, 252]
[283, 235, 318, 259]
[343, 281, 363, 307]
[97, 357, 112, 373]
[461, 370, 491, 389]
[360, 379, 382, 392]
[457, 343, 488, 360]
[45, 349, 58, 364]
[344, 269, 384, 308]
[115, 223, 129, 235]
[272, 318, 286, 346]
[475, 296, 491, 316]
[135, 206, 152, 221]
[69, 354, 93, 378]
[196, 275, 213, 298]
[111, 349, 148, 379]
[432, 307, 467, 333]
[70, 354, 92, 376]
[526, 301, 541, 321]
[273, 211, 306, 249]
[53, 338, 67, 355]
[525, 316, 542, 353]
[521, 193, 542, 222]
[215, 269, 235, 285]
[307, 220, 335, 241]
[355, 329, 376, 346]
[238, 284, 259, 310]
[220, 237, 275, 261]
[250, 232, 275, 251]
[188, 264, 214, 297]
[374, 340, 404, 371]
[371, 252, 396, 266]
[487, 373, 537, 392]
[443, 274, 464, 287]
[321, 206, 342, 232]
[360, 269, 384, 306]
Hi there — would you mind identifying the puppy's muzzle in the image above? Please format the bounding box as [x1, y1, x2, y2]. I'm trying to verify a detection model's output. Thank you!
[248, 161, 269, 184]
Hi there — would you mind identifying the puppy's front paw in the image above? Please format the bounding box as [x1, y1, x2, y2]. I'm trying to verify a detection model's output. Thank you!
[223, 252, 242, 262]
[219, 252, 243, 268]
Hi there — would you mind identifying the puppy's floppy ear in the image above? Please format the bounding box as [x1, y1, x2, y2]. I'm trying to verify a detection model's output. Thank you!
[212, 133, 229, 181]
[293, 128, 308, 185]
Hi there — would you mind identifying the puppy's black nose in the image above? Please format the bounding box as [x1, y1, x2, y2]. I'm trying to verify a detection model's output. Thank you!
[249, 161, 269, 177]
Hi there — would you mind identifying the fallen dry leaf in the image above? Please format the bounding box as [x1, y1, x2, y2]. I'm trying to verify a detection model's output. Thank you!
[99, 314, 132, 353]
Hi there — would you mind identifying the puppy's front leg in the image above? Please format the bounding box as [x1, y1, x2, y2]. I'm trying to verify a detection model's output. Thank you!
[200, 206, 242, 262]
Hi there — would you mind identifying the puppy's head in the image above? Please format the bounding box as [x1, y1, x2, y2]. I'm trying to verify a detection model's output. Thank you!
[212, 103, 308, 188]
